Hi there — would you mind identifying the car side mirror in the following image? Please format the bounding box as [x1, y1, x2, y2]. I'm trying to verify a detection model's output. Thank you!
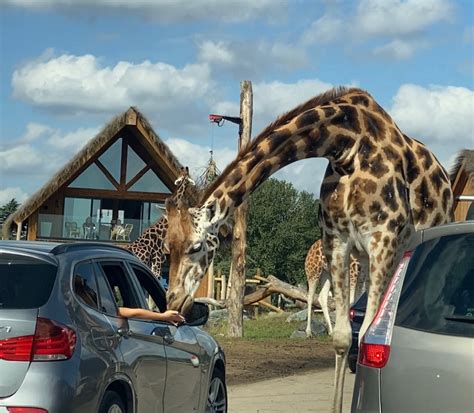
[184, 302, 209, 327]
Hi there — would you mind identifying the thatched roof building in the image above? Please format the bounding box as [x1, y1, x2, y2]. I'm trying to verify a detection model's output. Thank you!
[450, 149, 474, 221]
[3, 107, 187, 241]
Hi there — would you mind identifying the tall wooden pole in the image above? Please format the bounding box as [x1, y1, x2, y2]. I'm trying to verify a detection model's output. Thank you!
[227, 80, 253, 337]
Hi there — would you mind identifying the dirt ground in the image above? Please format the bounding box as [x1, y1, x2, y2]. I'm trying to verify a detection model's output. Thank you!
[216, 338, 335, 385]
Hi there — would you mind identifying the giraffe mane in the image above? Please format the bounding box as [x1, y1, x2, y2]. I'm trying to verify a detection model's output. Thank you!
[199, 86, 366, 203]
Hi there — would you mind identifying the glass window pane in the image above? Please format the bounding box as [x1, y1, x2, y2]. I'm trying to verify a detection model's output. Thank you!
[64, 198, 93, 238]
[127, 146, 146, 182]
[69, 163, 116, 190]
[396, 233, 474, 337]
[129, 265, 167, 312]
[0, 254, 57, 309]
[95, 265, 118, 315]
[129, 169, 170, 193]
[98, 262, 139, 308]
[98, 139, 122, 183]
[73, 262, 99, 309]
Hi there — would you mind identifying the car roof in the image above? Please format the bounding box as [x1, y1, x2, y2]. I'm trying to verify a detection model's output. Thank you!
[0, 240, 135, 258]
[421, 220, 474, 242]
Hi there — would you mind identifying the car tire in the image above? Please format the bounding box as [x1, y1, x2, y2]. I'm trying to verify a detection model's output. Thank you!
[206, 367, 227, 413]
[348, 357, 357, 374]
[99, 390, 126, 413]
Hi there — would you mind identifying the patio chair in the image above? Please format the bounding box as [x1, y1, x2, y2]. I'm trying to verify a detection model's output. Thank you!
[116, 223, 133, 241]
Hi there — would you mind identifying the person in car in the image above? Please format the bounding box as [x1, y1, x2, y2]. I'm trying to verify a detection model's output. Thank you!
[118, 306, 185, 325]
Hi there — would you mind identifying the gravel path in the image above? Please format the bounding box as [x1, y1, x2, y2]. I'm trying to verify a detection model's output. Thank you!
[228, 368, 355, 413]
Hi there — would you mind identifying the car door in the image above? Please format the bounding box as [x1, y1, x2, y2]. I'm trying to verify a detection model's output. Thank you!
[94, 260, 167, 413]
[127, 263, 203, 412]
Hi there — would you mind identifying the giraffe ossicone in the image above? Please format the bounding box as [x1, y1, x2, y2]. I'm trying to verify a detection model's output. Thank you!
[165, 86, 453, 413]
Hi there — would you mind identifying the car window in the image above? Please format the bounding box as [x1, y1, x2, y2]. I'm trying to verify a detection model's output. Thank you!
[129, 264, 167, 313]
[73, 261, 99, 309]
[96, 261, 140, 311]
[0, 253, 57, 309]
[94, 265, 119, 315]
[396, 233, 474, 337]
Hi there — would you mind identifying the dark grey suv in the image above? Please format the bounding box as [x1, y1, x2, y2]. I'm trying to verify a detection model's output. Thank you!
[0, 241, 227, 413]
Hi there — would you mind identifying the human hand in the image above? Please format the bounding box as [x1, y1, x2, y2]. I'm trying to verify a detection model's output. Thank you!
[163, 310, 185, 325]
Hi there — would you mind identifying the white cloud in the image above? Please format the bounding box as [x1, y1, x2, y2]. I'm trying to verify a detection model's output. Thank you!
[12, 52, 215, 114]
[197, 40, 308, 77]
[301, 14, 344, 45]
[1, 0, 283, 22]
[355, 0, 454, 38]
[198, 41, 235, 66]
[47, 127, 99, 150]
[11, 51, 219, 135]
[373, 39, 427, 60]
[0, 187, 29, 205]
[165, 138, 236, 181]
[390, 84, 474, 168]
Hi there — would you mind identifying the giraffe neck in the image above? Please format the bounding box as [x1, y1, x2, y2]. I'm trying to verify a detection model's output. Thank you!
[201, 99, 356, 226]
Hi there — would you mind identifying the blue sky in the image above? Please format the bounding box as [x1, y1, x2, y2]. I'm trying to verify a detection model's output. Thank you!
[1, 0, 473, 205]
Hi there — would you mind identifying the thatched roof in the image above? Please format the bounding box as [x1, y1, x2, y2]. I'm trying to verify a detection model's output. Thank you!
[3, 107, 184, 235]
[450, 149, 474, 183]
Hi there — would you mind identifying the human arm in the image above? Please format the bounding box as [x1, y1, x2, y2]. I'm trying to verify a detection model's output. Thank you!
[118, 307, 185, 324]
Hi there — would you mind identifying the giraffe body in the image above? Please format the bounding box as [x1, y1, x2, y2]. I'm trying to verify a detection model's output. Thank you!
[126, 167, 195, 279]
[305, 239, 363, 337]
[164, 87, 453, 412]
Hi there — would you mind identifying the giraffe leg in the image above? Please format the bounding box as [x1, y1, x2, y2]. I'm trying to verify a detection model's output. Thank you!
[323, 235, 351, 413]
[318, 271, 333, 336]
[354, 254, 368, 304]
[358, 236, 400, 345]
[306, 278, 318, 338]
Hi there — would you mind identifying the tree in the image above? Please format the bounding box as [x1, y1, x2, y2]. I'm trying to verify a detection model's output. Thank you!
[214, 179, 321, 285]
[0, 199, 20, 223]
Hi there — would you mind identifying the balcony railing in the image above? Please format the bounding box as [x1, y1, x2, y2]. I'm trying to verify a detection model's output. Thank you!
[38, 214, 155, 242]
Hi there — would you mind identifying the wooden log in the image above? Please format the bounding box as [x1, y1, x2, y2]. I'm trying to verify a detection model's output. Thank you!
[258, 300, 284, 313]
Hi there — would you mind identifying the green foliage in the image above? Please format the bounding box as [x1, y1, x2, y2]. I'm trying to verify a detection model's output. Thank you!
[0, 199, 20, 223]
[214, 179, 321, 285]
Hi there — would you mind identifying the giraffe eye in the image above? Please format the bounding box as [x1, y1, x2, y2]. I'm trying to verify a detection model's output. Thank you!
[188, 242, 202, 254]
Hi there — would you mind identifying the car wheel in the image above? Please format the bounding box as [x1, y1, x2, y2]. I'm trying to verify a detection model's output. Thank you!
[348, 357, 357, 374]
[206, 368, 227, 413]
[99, 390, 126, 413]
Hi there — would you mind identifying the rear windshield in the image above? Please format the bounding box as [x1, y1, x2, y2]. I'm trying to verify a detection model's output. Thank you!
[396, 233, 474, 337]
[0, 253, 57, 309]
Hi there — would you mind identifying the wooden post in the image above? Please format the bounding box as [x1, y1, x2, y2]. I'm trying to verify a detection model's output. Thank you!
[220, 272, 227, 301]
[227, 80, 253, 337]
[16, 221, 22, 240]
[207, 260, 215, 299]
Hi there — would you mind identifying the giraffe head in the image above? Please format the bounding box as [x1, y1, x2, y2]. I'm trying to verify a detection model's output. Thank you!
[164, 197, 220, 314]
[173, 166, 195, 196]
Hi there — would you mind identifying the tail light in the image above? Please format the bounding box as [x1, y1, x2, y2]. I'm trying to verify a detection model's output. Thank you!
[0, 318, 76, 362]
[358, 251, 412, 369]
[7, 408, 48, 413]
[349, 309, 355, 321]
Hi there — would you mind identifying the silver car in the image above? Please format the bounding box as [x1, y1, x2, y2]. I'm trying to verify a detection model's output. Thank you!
[352, 221, 474, 413]
[0, 241, 227, 413]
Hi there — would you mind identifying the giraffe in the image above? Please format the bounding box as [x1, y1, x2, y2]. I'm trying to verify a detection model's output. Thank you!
[305, 239, 364, 338]
[126, 167, 195, 279]
[164, 87, 453, 412]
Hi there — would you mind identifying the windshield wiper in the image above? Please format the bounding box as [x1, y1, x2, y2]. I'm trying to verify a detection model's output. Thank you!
[445, 315, 474, 324]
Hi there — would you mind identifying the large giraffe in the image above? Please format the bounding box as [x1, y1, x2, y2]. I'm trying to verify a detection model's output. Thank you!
[164, 87, 453, 412]
[126, 167, 195, 279]
[305, 239, 363, 338]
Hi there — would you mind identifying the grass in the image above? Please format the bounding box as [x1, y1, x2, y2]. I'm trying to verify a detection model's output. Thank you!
[205, 311, 332, 341]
